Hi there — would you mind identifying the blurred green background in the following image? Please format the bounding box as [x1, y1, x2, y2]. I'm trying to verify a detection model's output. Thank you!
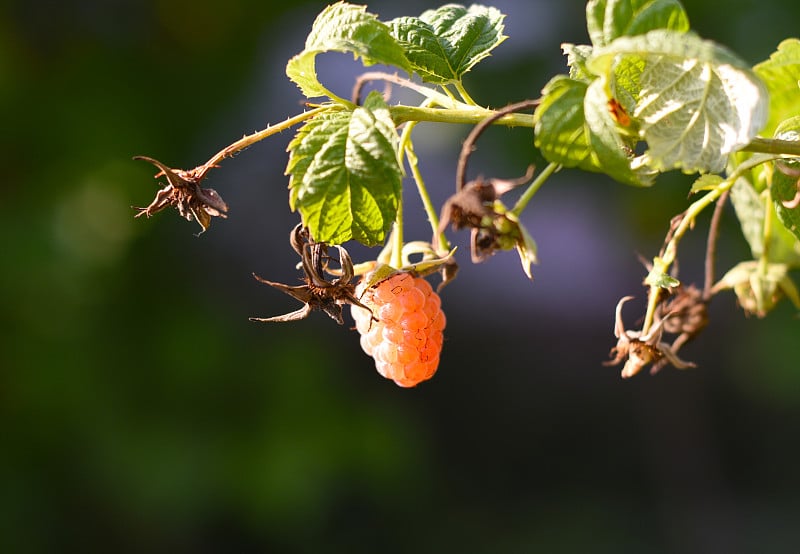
[3, 1, 800, 552]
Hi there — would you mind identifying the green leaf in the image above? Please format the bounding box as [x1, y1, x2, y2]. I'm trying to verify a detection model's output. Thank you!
[534, 75, 655, 186]
[754, 38, 800, 137]
[729, 175, 800, 266]
[584, 78, 657, 186]
[771, 117, 800, 246]
[286, 2, 411, 100]
[388, 4, 506, 84]
[730, 177, 767, 259]
[286, 92, 403, 246]
[534, 76, 597, 170]
[608, 53, 646, 115]
[589, 30, 769, 174]
[772, 166, 800, 245]
[586, 0, 689, 48]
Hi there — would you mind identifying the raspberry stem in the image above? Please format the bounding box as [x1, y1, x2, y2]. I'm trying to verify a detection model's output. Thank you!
[396, 97, 451, 254]
[392, 196, 404, 269]
[198, 106, 328, 179]
[510, 161, 560, 217]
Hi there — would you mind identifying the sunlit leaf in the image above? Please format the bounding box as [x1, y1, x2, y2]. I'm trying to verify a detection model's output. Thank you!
[562, 43, 595, 81]
[286, 2, 411, 100]
[388, 4, 506, 84]
[534, 74, 656, 186]
[287, 92, 402, 246]
[589, 30, 769, 174]
[534, 76, 597, 170]
[754, 38, 800, 136]
[586, 0, 689, 48]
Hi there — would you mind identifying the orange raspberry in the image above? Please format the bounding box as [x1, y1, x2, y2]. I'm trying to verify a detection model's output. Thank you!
[350, 271, 446, 387]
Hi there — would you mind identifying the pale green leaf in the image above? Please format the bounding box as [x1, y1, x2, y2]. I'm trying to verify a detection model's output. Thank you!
[286, 2, 411, 100]
[286, 92, 403, 246]
[589, 30, 769, 174]
[562, 43, 595, 81]
[608, 54, 646, 116]
[754, 38, 800, 137]
[388, 4, 506, 84]
[586, 0, 689, 48]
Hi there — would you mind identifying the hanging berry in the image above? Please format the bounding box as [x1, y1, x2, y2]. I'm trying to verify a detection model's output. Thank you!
[351, 271, 446, 388]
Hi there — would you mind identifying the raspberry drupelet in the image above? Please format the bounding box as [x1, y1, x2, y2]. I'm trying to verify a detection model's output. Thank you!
[350, 271, 446, 387]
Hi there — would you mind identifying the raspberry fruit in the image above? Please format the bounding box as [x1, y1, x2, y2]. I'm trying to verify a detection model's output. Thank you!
[350, 271, 446, 387]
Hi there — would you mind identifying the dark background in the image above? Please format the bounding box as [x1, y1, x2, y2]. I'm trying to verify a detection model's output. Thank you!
[3, 1, 800, 552]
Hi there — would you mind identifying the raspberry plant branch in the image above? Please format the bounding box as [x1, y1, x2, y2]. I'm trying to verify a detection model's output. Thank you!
[455, 99, 540, 193]
[199, 106, 329, 178]
[132, 1, 800, 384]
[389, 105, 532, 127]
[641, 154, 782, 335]
[741, 137, 800, 157]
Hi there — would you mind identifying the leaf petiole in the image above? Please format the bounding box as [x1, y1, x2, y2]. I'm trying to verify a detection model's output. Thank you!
[453, 81, 479, 106]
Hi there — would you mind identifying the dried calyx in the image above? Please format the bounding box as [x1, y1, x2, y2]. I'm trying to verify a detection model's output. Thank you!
[604, 295, 699, 378]
[133, 156, 228, 235]
[437, 168, 534, 263]
[250, 224, 372, 324]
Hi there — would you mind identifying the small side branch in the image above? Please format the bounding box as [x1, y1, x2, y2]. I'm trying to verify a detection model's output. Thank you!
[703, 188, 730, 301]
[455, 99, 540, 192]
